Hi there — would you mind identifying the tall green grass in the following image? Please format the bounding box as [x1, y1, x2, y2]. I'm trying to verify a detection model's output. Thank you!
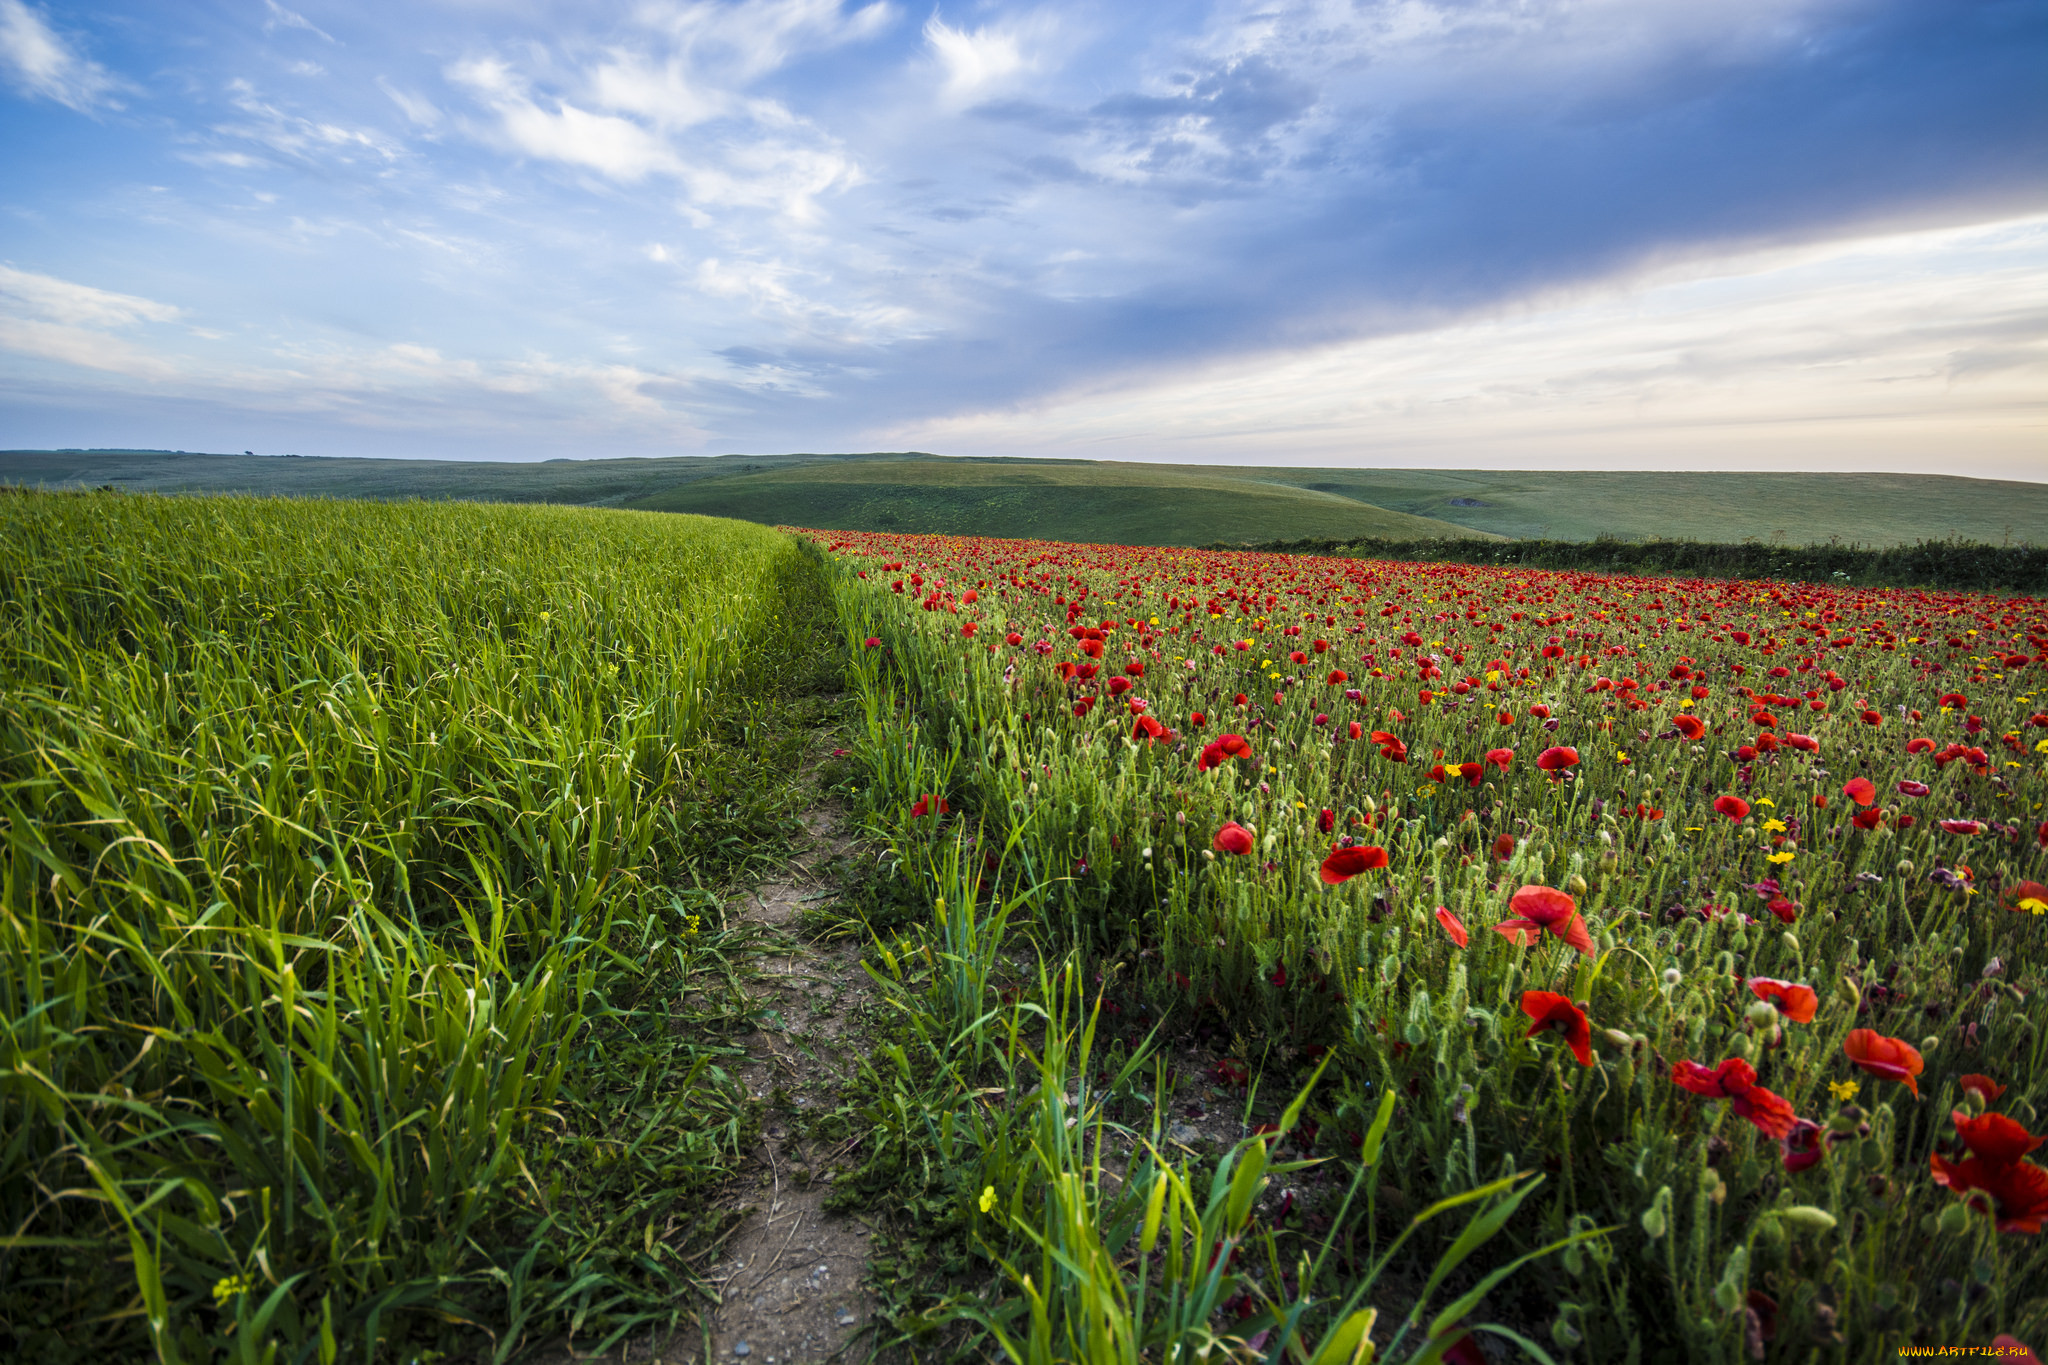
[0, 492, 831, 1362]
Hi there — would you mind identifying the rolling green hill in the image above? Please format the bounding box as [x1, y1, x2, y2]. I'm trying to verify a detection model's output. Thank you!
[621, 457, 1497, 545]
[5, 448, 2042, 548]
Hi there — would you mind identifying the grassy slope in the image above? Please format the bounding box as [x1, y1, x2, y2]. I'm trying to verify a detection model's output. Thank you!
[8, 449, 2043, 547]
[1238, 466, 2048, 546]
[621, 458, 1501, 544]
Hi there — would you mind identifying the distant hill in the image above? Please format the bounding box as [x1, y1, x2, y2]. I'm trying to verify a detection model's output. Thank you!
[621, 457, 1495, 545]
[5, 448, 2041, 548]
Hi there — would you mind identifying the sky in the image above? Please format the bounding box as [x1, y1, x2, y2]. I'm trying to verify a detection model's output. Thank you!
[0, 0, 2042, 477]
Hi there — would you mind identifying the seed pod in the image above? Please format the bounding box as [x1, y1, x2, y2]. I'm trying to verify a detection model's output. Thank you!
[1779, 1205, 1838, 1233]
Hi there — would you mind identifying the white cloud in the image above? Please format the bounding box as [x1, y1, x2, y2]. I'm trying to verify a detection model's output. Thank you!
[262, 0, 335, 45]
[450, 56, 681, 181]
[0, 0, 121, 112]
[0, 264, 179, 328]
[214, 78, 400, 165]
[0, 265, 181, 378]
[632, 0, 896, 83]
[924, 14, 1031, 108]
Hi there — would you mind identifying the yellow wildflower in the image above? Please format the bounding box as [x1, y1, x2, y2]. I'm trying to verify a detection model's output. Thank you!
[1828, 1080, 1859, 1103]
[979, 1185, 997, 1214]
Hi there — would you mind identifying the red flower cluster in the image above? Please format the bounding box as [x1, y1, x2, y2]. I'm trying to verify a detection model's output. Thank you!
[1930, 1110, 2048, 1234]
[1494, 884, 1594, 956]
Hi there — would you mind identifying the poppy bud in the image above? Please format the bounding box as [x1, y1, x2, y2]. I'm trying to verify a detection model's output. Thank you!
[1837, 978, 1860, 1009]
[1566, 873, 1588, 896]
[1641, 1188, 1671, 1240]
[1896, 861, 1914, 877]
[1779, 1205, 1837, 1233]
[1746, 1000, 1779, 1027]
[1601, 1028, 1634, 1049]
[1781, 933, 1798, 953]
[1662, 968, 1683, 987]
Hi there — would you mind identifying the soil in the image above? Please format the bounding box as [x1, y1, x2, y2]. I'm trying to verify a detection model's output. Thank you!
[686, 802, 879, 1365]
[557, 778, 883, 1365]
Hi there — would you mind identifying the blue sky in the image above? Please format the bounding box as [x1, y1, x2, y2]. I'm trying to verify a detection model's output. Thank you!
[1, 0, 2042, 476]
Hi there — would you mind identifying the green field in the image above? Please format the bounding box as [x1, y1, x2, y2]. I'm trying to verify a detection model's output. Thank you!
[11, 449, 2042, 548]
[621, 457, 1497, 545]
[0, 492, 839, 1363]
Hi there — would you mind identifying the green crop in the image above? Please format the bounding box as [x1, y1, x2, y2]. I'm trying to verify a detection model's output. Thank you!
[0, 492, 830, 1362]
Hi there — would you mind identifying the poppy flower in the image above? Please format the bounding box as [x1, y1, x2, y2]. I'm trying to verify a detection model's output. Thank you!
[1535, 745, 1579, 772]
[2002, 881, 2048, 914]
[1990, 1338, 2040, 1365]
[1326, 669, 1348, 685]
[1197, 733, 1254, 772]
[1930, 1152, 2048, 1234]
[1713, 794, 1750, 821]
[1317, 807, 1336, 833]
[1520, 991, 1593, 1066]
[1783, 733, 1819, 753]
[909, 794, 951, 818]
[1960, 1074, 2006, 1103]
[1320, 844, 1389, 885]
[1673, 714, 1705, 740]
[1483, 747, 1514, 769]
[1781, 1118, 1824, 1173]
[1860, 709, 1883, 726]
[1897, 779, 1931, 798]
[864, 636, 882, 648]
[1495, 884, 1595, 956]
[1213, 822, 1255, 856]
[1939, 819, 1983, 836]
[1843, 777, 1876, 806]
[1669, 1056, 1799, 1138]
[1906, 736, 1936, 754]
[1132, 714, 1168, 741]
[1842, 1028, 1924, 1097]
[1765, 896, 1799, 924]
[1370, 731, 1409, 763]
[1491, 832, 1516, 860]
[1747, 977, 1818, 1023]
[1435, 906, 1469, 947]
[1851, 807, 1884, 831]
[1952, 1111, 2045, 1165]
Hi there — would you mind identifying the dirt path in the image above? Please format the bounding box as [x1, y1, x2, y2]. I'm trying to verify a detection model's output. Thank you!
[684, 800, 880, 1365]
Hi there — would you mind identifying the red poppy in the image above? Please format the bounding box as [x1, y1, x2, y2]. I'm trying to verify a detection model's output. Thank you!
[1319, 844, 1389, 884]
[1520, 990, 1593, 1066]
[1990, 1338, 2040, 1365]
[1325, 669, 1348, 685]
[1860, 709, 1883, 725]
[1906, 736, 1936, 754]
[1783, 732, 1819, 753]
[909, 794, 951, 818]
[1747, 977, 1818, 1023]
[1765, 896, 1799, 924]
[1851, 807, 1884, 831]
[1491, 832, 1516, 860]
[1669, 1057, 1798, 1139]
[1713, 794, 1750, 821]
[1132, 714, 1168, 741]
[1960, 1074, 2006, 1103]
[2002, 881, 2048, 913]
[1952, 1111, 2045, 1165]
[1930, 1152, 2048, 1234]
[1317, 807, 1336, 833]
[1495, 884, 1595, 956]
[1197, 733, 1254, 772]
[1435, 906, 1469, 947]
[1897, 779, 1931, 798]
[1213, 822, 1255, 855]
[1781, 1118, 1824, 1173]
[1483, 746, 1514, 769]
[1673, 714, 1705, 740]
[1939, 819, 1983, 835]
[1530, 704, 1551, 718]
[1843, 1028, 1924, 1097]
[1843, 777, 1876, 806]
[1535, 745, 1579, 772]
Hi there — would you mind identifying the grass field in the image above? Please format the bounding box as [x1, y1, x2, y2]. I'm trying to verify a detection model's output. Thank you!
[10, 450, 2042, 549]
[0, 491, 841, 1363]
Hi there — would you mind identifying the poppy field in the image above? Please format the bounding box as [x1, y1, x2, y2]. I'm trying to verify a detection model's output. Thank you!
[818, 529, 2048, 1362]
